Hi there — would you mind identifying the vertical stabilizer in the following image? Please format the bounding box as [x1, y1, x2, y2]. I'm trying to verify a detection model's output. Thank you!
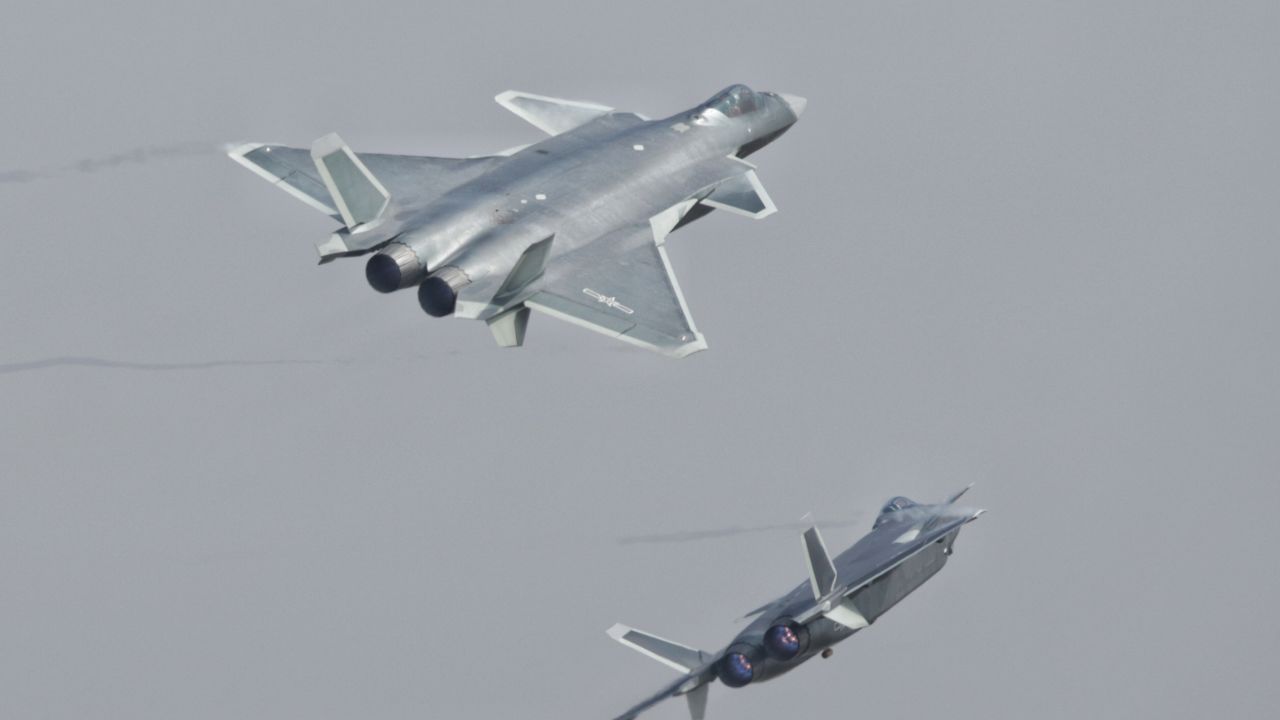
[310, 133, 390, 228]
[803, 526, 838, 600]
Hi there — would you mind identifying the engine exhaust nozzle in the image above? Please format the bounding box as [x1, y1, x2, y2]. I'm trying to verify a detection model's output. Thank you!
[763, 621, 808, 661]
[365, 242, 426, 293]
[418, 266, 471, 317]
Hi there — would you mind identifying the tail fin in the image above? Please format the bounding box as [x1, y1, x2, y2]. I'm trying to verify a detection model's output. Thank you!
[802, 526, 838, 600]
[310, 133, 390, 228]
[607, 624, 708, 673]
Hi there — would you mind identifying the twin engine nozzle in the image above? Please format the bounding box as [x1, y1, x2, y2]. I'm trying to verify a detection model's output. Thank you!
[715, 620, 809, 688]
[365, 243, 470, 318]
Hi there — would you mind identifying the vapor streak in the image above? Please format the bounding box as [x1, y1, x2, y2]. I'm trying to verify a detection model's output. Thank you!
[0, 356, 331, 375]
[0, 142, 218, 185]
[618, 520, 864, 545]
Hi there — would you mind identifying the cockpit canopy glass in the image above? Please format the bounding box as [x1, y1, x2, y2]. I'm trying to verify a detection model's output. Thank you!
[873, 496, 919, 528]
[881, 497, 917, 515]
[700, 84, 759, 118]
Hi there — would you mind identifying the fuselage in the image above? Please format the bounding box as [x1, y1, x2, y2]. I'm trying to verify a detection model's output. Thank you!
[606, 495, 982, 720]
[361, 85, 802, 318]
[714, 502, 969, 687]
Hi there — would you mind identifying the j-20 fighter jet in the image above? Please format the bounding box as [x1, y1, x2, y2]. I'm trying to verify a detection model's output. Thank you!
[228, 85, 805, 357]
[608, 489, 985, 720]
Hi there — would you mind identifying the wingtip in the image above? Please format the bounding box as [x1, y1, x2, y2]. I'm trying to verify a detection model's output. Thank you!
[310, 132, 346, 157]
[667, 334, 709, 359]
[224, 141, 263, 160]
[607, 623, 631, 641]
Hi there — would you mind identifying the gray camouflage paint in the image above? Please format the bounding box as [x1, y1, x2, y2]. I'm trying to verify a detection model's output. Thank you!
[610, 491, 984, 720]
[228, 86, 804, 357]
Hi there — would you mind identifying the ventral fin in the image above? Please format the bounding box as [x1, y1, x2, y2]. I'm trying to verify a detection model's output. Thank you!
[703, 168, 776, 219]
[823, 599, 869, 630]
[487, 305, 531, 348]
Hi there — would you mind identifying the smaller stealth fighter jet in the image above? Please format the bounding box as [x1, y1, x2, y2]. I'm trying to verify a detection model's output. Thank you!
[228, 85, 804, 357]
[608, 489, 984, 720]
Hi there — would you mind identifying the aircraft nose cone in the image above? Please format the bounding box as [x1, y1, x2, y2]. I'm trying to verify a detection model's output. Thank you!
[779, 93, 808, 118]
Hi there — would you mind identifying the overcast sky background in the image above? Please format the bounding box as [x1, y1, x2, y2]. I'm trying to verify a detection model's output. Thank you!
[3, 1, 1278, 718]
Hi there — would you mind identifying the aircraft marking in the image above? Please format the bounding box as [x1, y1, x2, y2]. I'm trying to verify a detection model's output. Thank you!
[583, 288, 635, 314]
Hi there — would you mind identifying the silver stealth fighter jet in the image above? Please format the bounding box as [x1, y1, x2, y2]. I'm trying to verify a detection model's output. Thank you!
[228, 85, 805, 357]
[608, 488, 984, 720]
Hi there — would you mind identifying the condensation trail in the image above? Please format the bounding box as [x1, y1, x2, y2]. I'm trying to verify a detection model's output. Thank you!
[617, 519, 866, 545]
[0, 356, 334, 375]
[0, 141, 218, 185]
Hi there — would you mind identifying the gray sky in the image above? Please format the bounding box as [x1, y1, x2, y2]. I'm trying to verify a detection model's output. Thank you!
[2, 1, 1278, 718]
